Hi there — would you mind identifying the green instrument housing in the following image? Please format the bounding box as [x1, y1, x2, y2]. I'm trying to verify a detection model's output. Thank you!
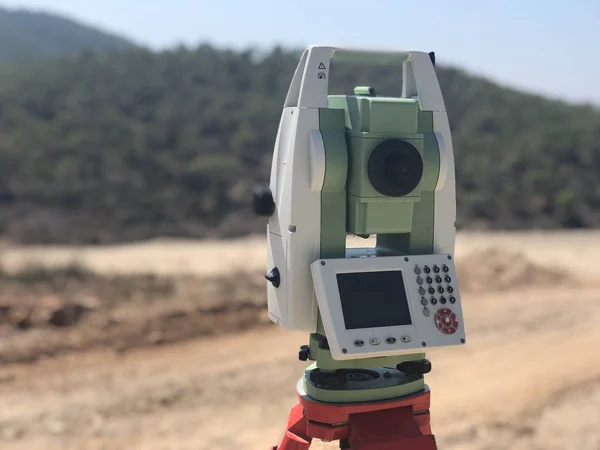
[303, 87, 442, 403]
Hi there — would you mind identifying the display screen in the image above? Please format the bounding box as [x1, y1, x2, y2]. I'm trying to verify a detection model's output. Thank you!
[336, 270, 412, 329]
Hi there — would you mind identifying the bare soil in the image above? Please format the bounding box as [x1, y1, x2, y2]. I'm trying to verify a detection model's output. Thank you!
[0, 269, 270, 364]
[0, 231, 598, 449]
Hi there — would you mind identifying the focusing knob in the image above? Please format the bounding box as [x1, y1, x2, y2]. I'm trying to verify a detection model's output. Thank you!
[298, 345, 310, 361]
[265, 267, 280, 287]
[396, 359, 432, 376]
[253, 185, 275, 216]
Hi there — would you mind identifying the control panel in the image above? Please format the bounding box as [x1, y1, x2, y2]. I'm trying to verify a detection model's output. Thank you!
[310, 254, 466, 360]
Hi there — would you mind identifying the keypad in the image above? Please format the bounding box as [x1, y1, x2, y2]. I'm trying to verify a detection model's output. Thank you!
[414, 261, 459, 321]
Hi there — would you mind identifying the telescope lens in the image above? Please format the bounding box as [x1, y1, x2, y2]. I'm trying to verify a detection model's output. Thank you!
[367, 139, 423, 197]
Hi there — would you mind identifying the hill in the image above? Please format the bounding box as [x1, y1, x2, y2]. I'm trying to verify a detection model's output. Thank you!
[0, 6, 135, 63]
[0, 45, 599, 244]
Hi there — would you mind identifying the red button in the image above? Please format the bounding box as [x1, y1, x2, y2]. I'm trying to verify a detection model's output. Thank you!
[436, 308, 458, 334]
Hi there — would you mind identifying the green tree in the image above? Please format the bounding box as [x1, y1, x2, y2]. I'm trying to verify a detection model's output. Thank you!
[0, 45, 598, 244]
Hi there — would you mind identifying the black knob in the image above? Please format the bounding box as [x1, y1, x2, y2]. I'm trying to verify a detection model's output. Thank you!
[429, 51, 436, 67]
[299, 345, 310, 361]
[396, 358, 432, 376]
[265, 267, 280, 287]
[253, 185, 275, 216]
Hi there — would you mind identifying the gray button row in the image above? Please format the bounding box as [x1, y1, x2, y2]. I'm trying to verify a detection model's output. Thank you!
[354, 336, 411, 347]
[414, 264, 450, 275]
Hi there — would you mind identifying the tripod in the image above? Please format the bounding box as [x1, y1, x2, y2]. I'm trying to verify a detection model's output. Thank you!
[272, 382, 436, 449]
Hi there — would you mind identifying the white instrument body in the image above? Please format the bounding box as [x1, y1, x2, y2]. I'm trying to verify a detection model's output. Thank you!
[266, 46, 457, 335]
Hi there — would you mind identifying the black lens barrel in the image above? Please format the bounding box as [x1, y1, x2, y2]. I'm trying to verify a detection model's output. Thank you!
[367, 139, 423, 197]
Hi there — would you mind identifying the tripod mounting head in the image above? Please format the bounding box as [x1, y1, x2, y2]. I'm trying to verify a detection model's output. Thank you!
[257, 45, 466, 361]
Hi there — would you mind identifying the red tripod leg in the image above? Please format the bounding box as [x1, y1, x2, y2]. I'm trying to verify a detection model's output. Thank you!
[273, 387, 437, 449]
[347, 407, 437, 450]
[273, 403, 313, 450]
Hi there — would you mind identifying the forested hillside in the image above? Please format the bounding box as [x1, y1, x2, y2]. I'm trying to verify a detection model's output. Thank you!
[0, 7, 134, 63]
[0, 45, 599, 244]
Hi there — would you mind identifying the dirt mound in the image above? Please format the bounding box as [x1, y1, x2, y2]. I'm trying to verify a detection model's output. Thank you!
[0, 266, 270, 364]
[456, 247, 573, 292]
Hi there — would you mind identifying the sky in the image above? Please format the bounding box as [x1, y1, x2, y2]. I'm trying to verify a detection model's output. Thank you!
[3, 0, 600, 106]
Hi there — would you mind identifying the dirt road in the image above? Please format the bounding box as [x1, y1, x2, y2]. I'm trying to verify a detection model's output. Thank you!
[3, 230, 600, 278]
[1, 286, 599, 449]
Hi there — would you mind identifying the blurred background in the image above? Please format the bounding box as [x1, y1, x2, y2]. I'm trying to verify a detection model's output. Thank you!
[0, 1, 598, 449]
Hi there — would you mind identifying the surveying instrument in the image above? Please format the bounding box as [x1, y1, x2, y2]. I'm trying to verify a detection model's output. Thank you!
[253, 45, 466, 449]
